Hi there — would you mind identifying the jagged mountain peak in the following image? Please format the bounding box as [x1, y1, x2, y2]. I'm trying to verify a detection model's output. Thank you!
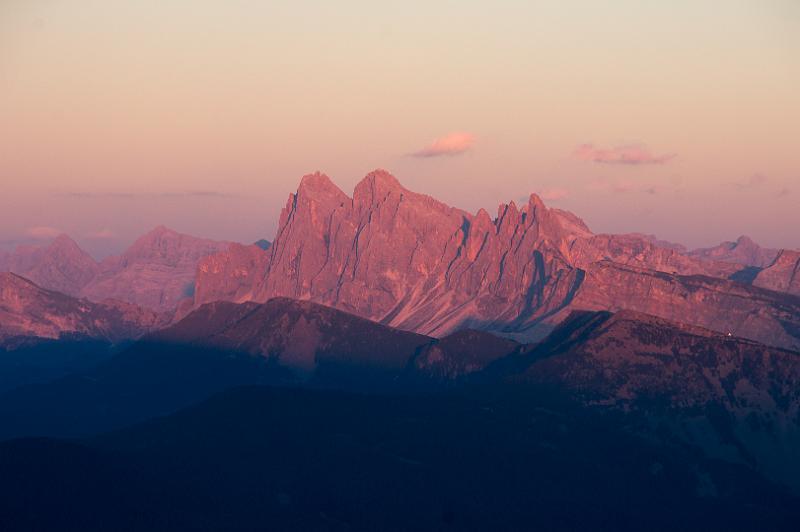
[80, 227, 232, 312]
[0, 234, 99, 295]
[50, 233, 82, 247]
[154, 224, 179, 234]
[524, 192, 547, 213]
[689, 235, 777, 268]
[358, 168, 403, 189]
[297, 171, 345, 197]
[134, 225, 181, 243]
[474, 207, 492, 221]
[120, 226, 228, 258]
[50, 234, 92, 257]
[352, 169, 409, 206]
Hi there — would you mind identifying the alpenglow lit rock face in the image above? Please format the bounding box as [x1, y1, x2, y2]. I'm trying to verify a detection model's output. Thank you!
[754, 249, 800, 296]
[197, 169, 590, 341]
[192, 170, 800, 350]
[193, 243, 271, 308]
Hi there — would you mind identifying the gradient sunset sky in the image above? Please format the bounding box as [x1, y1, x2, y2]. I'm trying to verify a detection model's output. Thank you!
[1, 0, 798, 257]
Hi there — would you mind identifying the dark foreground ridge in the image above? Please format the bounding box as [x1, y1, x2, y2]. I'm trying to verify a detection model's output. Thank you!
[1, 385, 798, 532]
[1, 297, 800, 531]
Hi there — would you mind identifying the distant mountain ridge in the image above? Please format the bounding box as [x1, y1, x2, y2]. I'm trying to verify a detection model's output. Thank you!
[81, 226, 232, 311]
[0, 272, 162, 344]
[0, 234, 99, 295]
[1, 226, 231, 312]
[690, 235, 779, 268]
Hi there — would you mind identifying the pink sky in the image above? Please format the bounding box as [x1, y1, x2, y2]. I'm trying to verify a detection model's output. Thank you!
[1, 1, 798, 257]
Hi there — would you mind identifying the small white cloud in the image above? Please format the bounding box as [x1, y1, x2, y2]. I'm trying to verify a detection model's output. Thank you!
[86, 228, 115, 239]
[732, 173, 767, 189]
[575, 143, 675, 165]
[410, 132, 475, 158]
[25, 226, 62, 239]
[587, 177, 634, 193]
[586, 177, 671, 195]
[539, 188, 570, 201]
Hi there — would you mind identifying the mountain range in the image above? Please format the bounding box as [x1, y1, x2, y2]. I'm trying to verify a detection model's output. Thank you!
[1, 295, 800, 530]
[1, 295, 798, 486]
[2, 169, 800, 529]
[0, 272, 162, 343]
[191, 170, 800, 349]
[1, 169, 799, 363]
[0, 226, 234, 312]
[689, 235, 779, 268]
[0, 297, 518, 439]
[3, 170, 797, 349]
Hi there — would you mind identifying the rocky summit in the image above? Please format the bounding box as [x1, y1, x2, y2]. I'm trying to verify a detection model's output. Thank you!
[80, 226, 232, 312]
[0, 234, 99, 296]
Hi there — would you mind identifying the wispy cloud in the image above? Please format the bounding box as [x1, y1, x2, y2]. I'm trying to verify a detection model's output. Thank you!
[538, 187, 570, 201]
[574, 143, 676, 165]
[587, 177, 634, 193]
[643, 185, 670, 195]
[731, 174, 793, 198]
[25, 226, 62, 239]
[85, 228, 115, 239]
[56, 190, 235, 199]
[586, 177, 674, 195]
[410, 132, 475, 158]
[732, 173, 767, 189]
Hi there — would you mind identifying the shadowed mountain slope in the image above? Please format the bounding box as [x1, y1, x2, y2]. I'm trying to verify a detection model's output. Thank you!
[511, 308, 800, 490]
[1, 385, 798, 532]
[0, 298, 520, 439]
[3, 293, 800, 494]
